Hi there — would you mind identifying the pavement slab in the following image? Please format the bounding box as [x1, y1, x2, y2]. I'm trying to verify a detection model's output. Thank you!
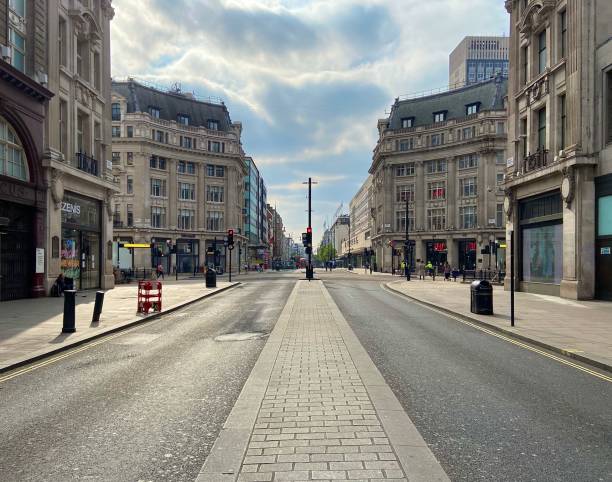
[197, 280, 449, 482]
[0, 279, 238, 371]
[385, 278, 612, 372]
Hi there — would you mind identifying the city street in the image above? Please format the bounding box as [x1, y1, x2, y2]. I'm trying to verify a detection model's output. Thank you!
[1, 272, 611, 481]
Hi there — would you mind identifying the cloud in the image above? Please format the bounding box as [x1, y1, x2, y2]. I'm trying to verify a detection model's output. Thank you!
[111, 0, 509, 242]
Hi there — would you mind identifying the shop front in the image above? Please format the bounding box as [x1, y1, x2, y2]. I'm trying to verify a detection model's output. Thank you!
[151, 238, 172, 275]
[176, 239, 199, 274]
[426, 240, 447, 269]
[458, 239, 477, 271]
[595, 174, 612, 300]
[61, 193, 102, 290]
[519, 191, 563, 296]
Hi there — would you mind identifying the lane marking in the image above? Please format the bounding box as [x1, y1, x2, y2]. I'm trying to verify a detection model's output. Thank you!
[381, 284, 612, 384]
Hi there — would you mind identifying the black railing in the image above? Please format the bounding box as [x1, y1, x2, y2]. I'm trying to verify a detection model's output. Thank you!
[523, 149, 549, 174]
[75, 152, 99, 176]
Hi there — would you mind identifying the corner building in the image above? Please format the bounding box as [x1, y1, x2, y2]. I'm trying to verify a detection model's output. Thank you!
[503, 0, 612, 299]
[111, 79, 247, 274]
[369, 76, 508, 273]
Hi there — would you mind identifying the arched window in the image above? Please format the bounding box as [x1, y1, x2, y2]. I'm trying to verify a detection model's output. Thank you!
[0, 117, 29, 181]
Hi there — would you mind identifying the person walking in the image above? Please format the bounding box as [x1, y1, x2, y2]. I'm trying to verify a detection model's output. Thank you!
[156, 263, 165, 280]
[425, 260, 434, 279]
[417, 260, 425, 280]
[444, 261, 451, 281]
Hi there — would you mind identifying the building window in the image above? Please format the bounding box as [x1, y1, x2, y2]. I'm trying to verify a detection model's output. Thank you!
[427, 208, 446, 230]
[112, 126, 121, 138]
[215, 165, 225, 177]
[459, 206, 477, 229]
[178, 182, 195, 201]
[150, 178, 166, 197]
[395, 163, 415, 176]
[9, 28, 25, 72]
[458, 154, 479, 169]
[399, 138, 414, 151]
[462, 126, 476, 140]
[151, 206, 166, 228]
[206, 211, 224, 231]
[433, 111, 446, 123]
[401, 117, 414, 128]
[9, 0, 25, 17]
[538, 29, 547, 74]
[396, 184, 415, 202]
[560, 10, 567, 59]
[521, 118, 528, 158]
[207, 185, 225, 203]
[93, 52, 101, 90]
[559, 95, 566, 150]
[521, 46, 529, 85]
[395, 210, 414, 232]
[154, 130, 165, 143]
[538, 107, 547, 150]
[178, 209, 195, 230]
[208, 140, 224, 153]
[126, 126, 133, 138]
[126, 152, 134, 165]
[187, 162, 195, 174]
[127, 175, 133, 194]
[127, 205, 133, 227]
[496, 151, 505, 165]
[59, 99, 68, 161]
[177, 161, 186, 173]
[207, 119, 219, 130]
[76, 37, 89, 81]
[431, 133, 444, 146]
[148, 106, 160, 118]
[180, 136, 192, 149]
[0, 117, 28, 181]
[112, 152, 120, 165]
[59, 17, 67, 67]
[177, 113, 190, 125]
[496, 172, 505, 185]
[150, 156, 166, 170]
[460, 177, 477, 197]
[425, 159, 447, 174]
[428, 181, 446, 200]
[496, 122, 505, 134]
[496, 203, 504, 228]
[466, 103, 479, 115]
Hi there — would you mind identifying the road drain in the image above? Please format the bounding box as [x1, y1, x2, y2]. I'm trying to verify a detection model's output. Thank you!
[214, 332, 268, 342]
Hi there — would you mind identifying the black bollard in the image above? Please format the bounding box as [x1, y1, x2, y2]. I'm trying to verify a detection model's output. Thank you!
[62, 290, 77, 333]
[92, 290, 105, 323]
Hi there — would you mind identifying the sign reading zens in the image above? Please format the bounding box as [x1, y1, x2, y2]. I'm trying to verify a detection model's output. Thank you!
[61, 202, 81, 215]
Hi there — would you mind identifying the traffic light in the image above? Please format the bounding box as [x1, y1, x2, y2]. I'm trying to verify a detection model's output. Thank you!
[227, 229, 234, 247]
[305, 227, 313, 255]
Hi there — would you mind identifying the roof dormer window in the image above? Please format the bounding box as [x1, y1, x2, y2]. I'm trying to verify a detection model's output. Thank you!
[401, 117, 414, 129]
[433, 111, 447, 123]
[148, 106, 160, 118]
[177, 113, 190, 125]
[466, 103, 480, 116]
[207, 119, 219, 131]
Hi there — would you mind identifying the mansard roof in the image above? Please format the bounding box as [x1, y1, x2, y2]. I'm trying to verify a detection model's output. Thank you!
[112, 79, 232, 131]
[388, 75, 507, 130]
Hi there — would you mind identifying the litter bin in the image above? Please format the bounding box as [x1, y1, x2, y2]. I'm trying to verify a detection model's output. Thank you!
[205, 268, 217, 288]
[470, 280, 493, 315]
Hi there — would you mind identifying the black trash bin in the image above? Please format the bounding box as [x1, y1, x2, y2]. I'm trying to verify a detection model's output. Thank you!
[205, 268, 217, 288]
[470, 280, 493, 315]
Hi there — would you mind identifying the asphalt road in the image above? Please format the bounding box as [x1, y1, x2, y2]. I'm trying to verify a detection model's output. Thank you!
[0, 277, 295, 482]
[324, 274, 612, 482]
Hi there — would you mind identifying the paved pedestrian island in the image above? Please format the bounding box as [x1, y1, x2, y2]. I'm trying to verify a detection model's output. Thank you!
[197, 280, 449, 482]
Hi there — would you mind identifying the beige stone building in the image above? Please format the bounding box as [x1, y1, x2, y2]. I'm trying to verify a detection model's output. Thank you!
[44, 0, 117, 292]
[110, 79, 247, 274]
[369, 76, 508, 273]
[341, 175, 372, 268]
[503, 0, 612, 300]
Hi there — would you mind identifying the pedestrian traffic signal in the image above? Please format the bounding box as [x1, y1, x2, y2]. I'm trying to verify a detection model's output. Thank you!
[227, 229, 234, 247]
[305, 227, 313, 255]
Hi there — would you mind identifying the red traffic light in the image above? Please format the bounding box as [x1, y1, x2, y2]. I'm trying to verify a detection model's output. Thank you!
[306, 227, 312, 234]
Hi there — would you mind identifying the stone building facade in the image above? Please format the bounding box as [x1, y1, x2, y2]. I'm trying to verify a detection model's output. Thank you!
[342, 175, 372, 268]
[450, 36, 510, 86]
[369, 76, 508, 273]
[111, 79, 247, 274]
[45, 0, 117, 292]
[503, 0, 612, 299]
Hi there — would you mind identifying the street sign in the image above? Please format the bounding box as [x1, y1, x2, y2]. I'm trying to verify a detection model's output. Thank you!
[121, 243, 151, 249]
[601, 247, 611, 255]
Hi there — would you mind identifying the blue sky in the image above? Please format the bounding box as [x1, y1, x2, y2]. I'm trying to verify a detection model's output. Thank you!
[110, 0, 509, 244]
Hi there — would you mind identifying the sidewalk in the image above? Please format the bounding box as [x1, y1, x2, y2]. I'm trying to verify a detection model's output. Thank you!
[0, 279, 238, 372]
[197, 280, 449, 482]
[386, 279, 612, 372]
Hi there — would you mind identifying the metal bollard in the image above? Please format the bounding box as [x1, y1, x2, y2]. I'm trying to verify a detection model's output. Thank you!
[92, 290, 105, 323]
[62, 290, 77, 333]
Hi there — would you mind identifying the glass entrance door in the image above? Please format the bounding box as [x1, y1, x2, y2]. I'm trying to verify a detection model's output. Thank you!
[81, 231, 100, 290]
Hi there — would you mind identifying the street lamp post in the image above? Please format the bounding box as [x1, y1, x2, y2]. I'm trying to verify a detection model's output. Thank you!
[348, 216, 351, 270]
[404, 196, 411, 281]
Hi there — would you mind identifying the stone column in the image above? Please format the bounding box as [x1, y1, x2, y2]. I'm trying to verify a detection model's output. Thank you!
[447, 237, 457, 269]
[415, 237, 425, 264]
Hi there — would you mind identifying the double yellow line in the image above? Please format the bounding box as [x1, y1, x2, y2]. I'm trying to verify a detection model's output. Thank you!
[382, 284, 612, 384]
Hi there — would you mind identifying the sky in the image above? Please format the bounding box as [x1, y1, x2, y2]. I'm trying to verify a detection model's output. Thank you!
[110, 0, 509, 245]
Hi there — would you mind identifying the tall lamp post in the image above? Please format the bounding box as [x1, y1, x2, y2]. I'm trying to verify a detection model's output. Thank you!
[347, 216, 351, 270]
[404, 196, 411, 281]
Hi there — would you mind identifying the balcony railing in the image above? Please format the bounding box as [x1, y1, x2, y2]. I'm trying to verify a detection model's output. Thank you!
[522, 149, 550, 174]
[75, 152, 99, 177]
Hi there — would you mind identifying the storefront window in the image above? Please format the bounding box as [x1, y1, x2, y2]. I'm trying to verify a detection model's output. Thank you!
[522, 223, 563, 284]
[598, 196, 612, 236]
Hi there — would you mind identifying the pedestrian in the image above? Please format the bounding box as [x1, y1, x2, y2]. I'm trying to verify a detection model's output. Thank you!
[156, 263, 164, 280]
[400, 260, 405, 274]
[417, 260, 425, 280]
[425, 260, 434, 279]
[444, 261, 451, 281]
[51, 273, 65, 296]
[452, 267, 459, 282]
